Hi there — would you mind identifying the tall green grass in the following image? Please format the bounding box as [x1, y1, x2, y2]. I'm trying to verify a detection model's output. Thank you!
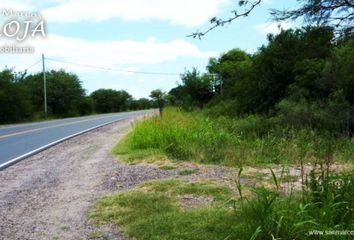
[115, 108, 354, 166]
[230, 169, 354, 240]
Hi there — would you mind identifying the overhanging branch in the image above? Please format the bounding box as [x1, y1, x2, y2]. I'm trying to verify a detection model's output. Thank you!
[188, 0, 262, 39]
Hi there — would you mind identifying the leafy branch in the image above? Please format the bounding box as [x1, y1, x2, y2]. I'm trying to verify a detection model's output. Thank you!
[189, 0, 354, 39]
[188, 0, 262, 39]
[270, 0, 354, 37]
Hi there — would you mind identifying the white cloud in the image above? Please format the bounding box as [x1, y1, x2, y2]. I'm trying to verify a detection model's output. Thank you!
[262, 0, 273, 4]
[0, 0, 34, 11]
[41, 0, 229, 27]
[255, 21, 292, 35]
[0, 34, 217, 73]
[38, 34, 215, 64]
[0, 0, 229, 27]
[0, 35, 217, 97]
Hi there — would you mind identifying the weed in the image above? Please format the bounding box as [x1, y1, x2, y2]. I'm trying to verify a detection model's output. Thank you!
[230, 169, 354, 239]
[60, 225, 70, 231]
[159, 165, 177, 170]
[87, 231, 105, 239]
[178, 169, 198, 175]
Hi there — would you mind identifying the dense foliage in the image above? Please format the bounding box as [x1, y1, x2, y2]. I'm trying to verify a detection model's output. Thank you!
[22, 70, 87, 117]
[90, 89, 132, 113]
[170, 26, 354, 136]
[0, 70, 32, 122]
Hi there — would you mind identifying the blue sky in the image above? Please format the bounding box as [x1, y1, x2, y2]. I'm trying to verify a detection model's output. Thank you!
[0, 0, 298, 98]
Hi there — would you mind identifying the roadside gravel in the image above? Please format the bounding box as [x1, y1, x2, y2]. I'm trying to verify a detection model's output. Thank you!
[0, 118, 142, 240]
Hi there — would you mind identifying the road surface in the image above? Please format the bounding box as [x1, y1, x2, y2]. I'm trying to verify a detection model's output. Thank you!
[0, 110, 154, 169]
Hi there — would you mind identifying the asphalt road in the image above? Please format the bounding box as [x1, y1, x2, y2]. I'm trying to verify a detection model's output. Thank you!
[0, 110, 154, 168]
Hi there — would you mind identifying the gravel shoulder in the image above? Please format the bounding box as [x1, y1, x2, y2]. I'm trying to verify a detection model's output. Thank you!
[0, 118, 136, 240]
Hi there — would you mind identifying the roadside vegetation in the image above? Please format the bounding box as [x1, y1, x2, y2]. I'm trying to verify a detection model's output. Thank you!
[96, 24, 354, 239]
[114, 108, 354, 166]
[91, 169, 354, 240]
[91, 179, 235, 240]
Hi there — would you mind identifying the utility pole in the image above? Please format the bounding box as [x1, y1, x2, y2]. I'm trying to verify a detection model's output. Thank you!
[42, 53, 47, 118]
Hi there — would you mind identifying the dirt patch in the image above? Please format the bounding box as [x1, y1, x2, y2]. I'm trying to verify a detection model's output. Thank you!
[178, 194, 213, 208]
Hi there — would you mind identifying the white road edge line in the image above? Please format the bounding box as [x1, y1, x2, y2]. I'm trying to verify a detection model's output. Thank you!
[0, 117, 129, 171]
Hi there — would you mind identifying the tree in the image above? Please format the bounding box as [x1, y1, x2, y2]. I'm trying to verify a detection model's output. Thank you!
[129, 98, 153, 110]
[180, 69, 214, 108]
[91, 89, 132, 113]
[205, 49, 255, 115]
[291, 59, 330, 99]
[169, 85, 187, 106]
[169, 69, 214, 110]
[187, 26, 338, 117]
[0, 69, 32, 123]
[329, 38, 354, 104]
[78, 96, 94, 116]
[207, 48, 252, 97]
[150, 89, 165, 116]
[249, 27, 334, 113]
[22, 70, 86, 117]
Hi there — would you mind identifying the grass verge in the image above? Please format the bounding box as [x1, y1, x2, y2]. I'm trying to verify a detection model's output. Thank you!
[113, 108, 354, 166]
[91, 171, 354, 240]
[90, 179, 235, 240]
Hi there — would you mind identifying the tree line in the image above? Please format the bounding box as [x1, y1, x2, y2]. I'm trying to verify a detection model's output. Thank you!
[169, 26, 354, 136]
[0, 69, 155, 123]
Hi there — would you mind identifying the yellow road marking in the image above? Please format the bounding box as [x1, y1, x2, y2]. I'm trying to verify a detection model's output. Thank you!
[0, 116, 114, 140]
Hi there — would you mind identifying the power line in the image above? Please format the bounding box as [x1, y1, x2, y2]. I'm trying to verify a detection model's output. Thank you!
[45, 57, 181, 76]
[23, 59, 41, 72]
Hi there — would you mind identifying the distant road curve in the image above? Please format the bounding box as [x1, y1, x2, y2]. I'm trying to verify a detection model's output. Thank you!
[0, 110, 154, 169]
